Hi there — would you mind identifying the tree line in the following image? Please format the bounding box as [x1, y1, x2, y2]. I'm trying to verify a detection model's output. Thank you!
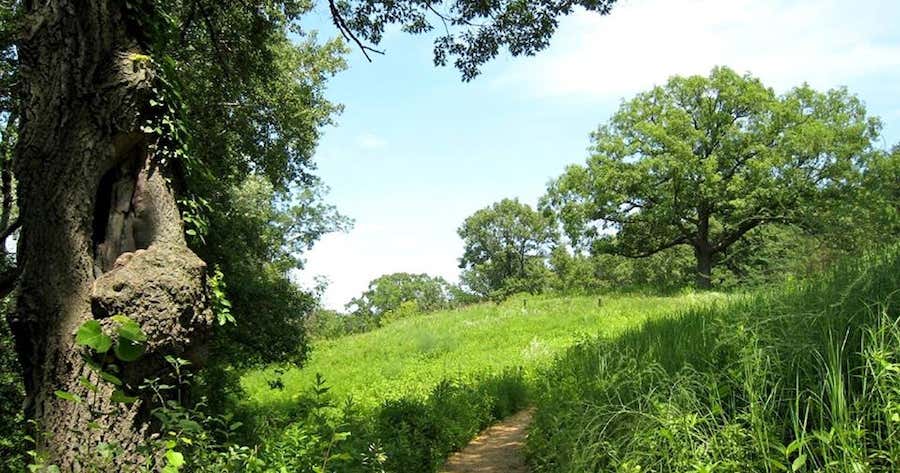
[318, 67, 899, 333]
[459, 67, 899, 297]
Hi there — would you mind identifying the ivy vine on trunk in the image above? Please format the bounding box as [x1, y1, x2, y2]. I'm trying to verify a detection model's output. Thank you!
[11, 2, 211, 468]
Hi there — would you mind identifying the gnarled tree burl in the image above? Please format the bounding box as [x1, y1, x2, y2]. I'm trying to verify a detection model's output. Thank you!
[12, 4, 210, 468]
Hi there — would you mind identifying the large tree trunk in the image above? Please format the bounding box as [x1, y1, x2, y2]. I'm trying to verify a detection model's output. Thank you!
[694, 246, 713, 289]
[694, 209, 714, 289]
[10, 2, 212, 470]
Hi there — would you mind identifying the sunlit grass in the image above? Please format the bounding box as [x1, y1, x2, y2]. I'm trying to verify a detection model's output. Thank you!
[527, 246, 900, 472]
[241, 291, 727, 413]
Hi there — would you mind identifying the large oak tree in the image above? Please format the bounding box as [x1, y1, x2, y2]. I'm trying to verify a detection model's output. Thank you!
[543, 67, 882, 288]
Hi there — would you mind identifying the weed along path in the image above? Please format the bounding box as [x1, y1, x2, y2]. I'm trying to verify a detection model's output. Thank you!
[441, 409, 534, 473]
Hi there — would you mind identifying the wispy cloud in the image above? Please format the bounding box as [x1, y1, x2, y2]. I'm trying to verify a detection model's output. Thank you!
[496, 0, 900, 99]
[358, 132, 387, 150]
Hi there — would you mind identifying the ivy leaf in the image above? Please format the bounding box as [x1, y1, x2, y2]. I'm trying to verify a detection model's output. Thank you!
[110, 390, 138, 404]
[112, 315, 147, 342]
[75, 320, 112, 353]
[114, 338, 145, 362]
[54, 390, 82, 404]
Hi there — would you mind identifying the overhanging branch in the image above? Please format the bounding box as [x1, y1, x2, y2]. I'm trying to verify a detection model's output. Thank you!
[328, 0, 385, 62]
[0, 217, 19, 243]
[608, 235, 690, 259]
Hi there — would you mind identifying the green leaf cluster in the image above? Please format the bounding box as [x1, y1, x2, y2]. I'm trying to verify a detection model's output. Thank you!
[75, 316, 147, 363]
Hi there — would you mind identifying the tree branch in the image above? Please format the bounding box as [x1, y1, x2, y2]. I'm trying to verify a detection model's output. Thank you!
[712, 214, 792, 253]
[328, 0, 385, 62]
[0, 217, 19, 243]
[608, 235, 690, 259]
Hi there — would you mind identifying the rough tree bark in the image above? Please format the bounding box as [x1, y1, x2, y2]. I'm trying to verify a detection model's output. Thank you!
[694, 246, 713, 289]
[10, 2, 212, 469]
[694, 208, 713, 289]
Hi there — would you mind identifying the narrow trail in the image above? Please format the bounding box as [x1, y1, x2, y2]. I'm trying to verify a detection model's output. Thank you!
[440, 409, 534, 473]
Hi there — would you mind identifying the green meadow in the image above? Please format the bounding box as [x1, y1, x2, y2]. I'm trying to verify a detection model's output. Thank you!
[241, 291, 724, 412]
[234, 246, 900, 473]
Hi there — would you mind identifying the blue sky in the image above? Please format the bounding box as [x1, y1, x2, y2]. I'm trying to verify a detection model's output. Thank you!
[294, 0, 900, 310]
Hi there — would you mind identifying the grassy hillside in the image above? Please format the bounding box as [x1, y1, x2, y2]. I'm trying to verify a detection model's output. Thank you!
[236, 248, 898, 473]
[242, 292, 721, 412]
[238, 291, 726, 472]
[527, 246, 900, 472]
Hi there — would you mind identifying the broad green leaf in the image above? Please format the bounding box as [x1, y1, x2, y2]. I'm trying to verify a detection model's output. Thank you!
[110, 390, 138, 404]
[115, 339, 145, 362]
[112, 315, 147, 342]
[54, 390, 81, 404]
[165, 450, 185, 469]
[75, 320, 112, 353]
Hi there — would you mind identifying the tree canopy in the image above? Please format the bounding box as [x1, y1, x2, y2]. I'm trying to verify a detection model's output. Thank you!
[543, 67, 884, 287]
[332, 0, 619, 80]
[347, 272, 455, 321]
[458, 198, 557, 298]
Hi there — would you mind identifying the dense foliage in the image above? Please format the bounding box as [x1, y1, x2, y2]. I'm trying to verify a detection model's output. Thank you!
[347, 272, 456, 323]
[304, 272, 478, 339]
[254, 370, 529, 473]
[543, 67, 886, 287]
[458, 198, 557, 299]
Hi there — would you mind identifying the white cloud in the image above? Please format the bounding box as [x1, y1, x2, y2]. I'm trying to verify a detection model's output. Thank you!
[497, 0, 900, 99]
[358, 132, 387, 150]
[293, 222, 462, 310]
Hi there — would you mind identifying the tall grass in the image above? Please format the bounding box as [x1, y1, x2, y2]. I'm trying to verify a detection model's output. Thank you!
[240, 292, 715, 417]
[238, 292, 720, 472]
[527, 245, 900, 472]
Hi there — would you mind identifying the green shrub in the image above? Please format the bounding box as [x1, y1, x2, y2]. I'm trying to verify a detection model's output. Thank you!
[0, 311, 24, 472]
[253, 369, 530, 473]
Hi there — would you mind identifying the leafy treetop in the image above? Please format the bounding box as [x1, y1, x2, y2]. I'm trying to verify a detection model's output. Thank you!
[458, 198, 557, 298]
[543, 66, 882, 287]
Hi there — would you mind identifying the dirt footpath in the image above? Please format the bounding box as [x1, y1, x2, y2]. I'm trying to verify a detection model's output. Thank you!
[440, 409, 534, 473]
